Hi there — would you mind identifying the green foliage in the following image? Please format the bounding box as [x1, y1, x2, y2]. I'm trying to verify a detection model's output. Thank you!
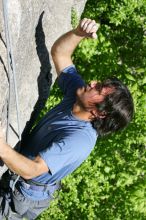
[38, 1, 146, 219]
[71, 7, 79, 29]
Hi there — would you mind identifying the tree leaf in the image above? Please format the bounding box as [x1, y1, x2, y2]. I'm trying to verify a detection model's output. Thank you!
[125, 73, 136, 81]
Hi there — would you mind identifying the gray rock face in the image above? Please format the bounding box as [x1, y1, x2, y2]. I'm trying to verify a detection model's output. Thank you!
[0, 0, 87, 176]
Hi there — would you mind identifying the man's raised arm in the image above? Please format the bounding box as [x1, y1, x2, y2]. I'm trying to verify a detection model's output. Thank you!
[51, 18, 99, 75]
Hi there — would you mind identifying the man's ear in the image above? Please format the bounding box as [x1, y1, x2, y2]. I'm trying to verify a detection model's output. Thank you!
[90, 109, 106, 119]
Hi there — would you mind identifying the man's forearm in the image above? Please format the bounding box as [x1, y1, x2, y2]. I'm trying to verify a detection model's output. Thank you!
[0, 141, 40, 179]
[51, 30, 84, 58]
[51, 19, 98, 74]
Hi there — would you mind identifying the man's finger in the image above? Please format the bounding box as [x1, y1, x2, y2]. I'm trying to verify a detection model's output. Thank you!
[79, 18, 100, 39]
[91, 32, 97, 39]
[80, 18, 88, 28]
[85, 20, 96, 33]
[82, 19, 92, 31]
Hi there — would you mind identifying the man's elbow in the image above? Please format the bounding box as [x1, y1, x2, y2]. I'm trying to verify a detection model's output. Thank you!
[51, 44, 69, 60]
[51, 44, 60, 58]
[51, 45, 60, 66]
[21, 171, 37, 180]
[22, 173, 41, 180]
[51, 45, 55, 57]
[22, 174, 32, 180]
[21, 165, 48, 180]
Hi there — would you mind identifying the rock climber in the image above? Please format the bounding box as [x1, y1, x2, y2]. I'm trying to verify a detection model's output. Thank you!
[0, 18, 134, 219]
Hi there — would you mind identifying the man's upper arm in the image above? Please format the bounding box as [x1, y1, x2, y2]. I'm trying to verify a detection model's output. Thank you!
[51, 53, 73, 76]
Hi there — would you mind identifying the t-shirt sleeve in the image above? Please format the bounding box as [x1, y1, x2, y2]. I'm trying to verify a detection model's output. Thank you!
[57, 65, 85, 97]
[39, 131, 95, 175]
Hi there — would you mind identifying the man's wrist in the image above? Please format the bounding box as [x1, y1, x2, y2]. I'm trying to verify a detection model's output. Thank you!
[73, 29, 86, 38]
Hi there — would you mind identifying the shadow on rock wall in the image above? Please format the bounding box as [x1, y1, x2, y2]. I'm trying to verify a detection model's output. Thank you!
[21, 11, 52, 140]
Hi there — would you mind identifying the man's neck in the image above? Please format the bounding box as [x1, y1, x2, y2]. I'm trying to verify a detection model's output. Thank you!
[72, 103, 91, 121]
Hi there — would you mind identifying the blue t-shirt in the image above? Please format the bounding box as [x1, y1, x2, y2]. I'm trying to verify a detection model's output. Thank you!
[20, 65, 98, 200]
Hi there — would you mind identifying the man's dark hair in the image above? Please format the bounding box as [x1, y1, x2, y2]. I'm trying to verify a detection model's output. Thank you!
[92, 78, 134, 136]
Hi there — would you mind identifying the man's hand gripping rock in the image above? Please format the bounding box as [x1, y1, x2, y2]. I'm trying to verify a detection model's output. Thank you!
[74, 18, 100, 39]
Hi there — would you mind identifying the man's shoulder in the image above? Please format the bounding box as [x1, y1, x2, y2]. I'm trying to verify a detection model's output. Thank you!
[67, 126, 97, 160]
[63, 123, 97, 151]
[57, 65, 85, 98]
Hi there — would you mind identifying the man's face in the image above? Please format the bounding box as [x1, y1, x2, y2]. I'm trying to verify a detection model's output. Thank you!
[76, 81, 114, 111]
